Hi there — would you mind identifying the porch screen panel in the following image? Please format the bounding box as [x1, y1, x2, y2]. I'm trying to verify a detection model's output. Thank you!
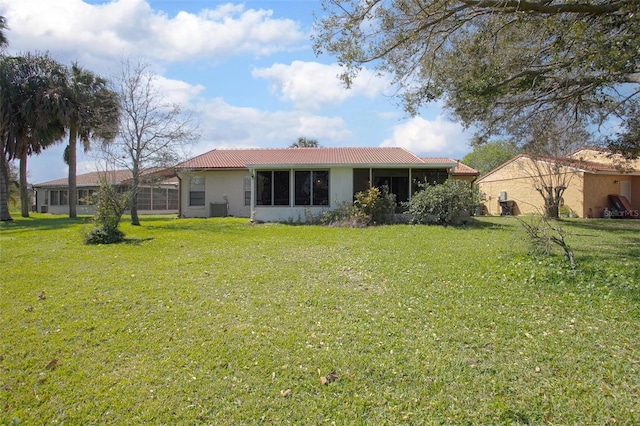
[257, 171, 290, 206]
[50, 190, 59, 206]
[59, 190, 69, 205]
[256, 171, 272, 206]
[295, 171, 311, 205]
[273, 171, 290, 206]
[313, 171, 329, 205]
[353, 168, 370, 197]
[168, 188, 179, 209]
[152, 188, 167, 210]
[138, 187, 151, 210]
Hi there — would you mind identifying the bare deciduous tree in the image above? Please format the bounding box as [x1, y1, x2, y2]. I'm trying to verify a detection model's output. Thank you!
[104, 59, 198, 226]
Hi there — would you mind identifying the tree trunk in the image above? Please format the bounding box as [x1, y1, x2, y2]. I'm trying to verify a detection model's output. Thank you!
[19, 151, 29, 218]
[0, 154, 12, 221]
[130, 166, 140, 226]
[68, 123, 77, 218]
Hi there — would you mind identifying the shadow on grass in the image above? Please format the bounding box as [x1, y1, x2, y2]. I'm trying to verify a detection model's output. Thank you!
[560, 217, 640, 234]
[0, 214, 92, 233]
[122, 237, 154, 245]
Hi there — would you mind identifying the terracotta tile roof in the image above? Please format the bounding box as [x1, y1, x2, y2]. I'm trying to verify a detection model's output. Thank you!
[34, 168, 177, 187]
[478, 153, 639, 182]
[177, 147, 440, 169]
[421, 157, 478, 174]
[452, 162, 479, 175]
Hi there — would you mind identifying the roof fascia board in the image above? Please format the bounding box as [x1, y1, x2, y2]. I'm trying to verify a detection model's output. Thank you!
[244, 163, 452, 169]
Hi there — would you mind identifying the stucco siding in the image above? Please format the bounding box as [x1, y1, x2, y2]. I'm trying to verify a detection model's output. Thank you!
[583, 174, 640, 217]
[478, 157, 584, 216]
[179, 170, 250, 218]
[478, 175, 541, 215]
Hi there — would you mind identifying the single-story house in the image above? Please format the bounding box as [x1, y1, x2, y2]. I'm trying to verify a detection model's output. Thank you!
[174, 147, 478, 223]
[477, 147, 640, 218]
[33, 169, 179, 215]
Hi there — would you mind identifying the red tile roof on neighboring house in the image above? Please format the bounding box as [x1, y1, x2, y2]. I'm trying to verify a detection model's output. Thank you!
[177, 147, 453, 169]
[452, 162, 479, 175]
[421, 157, 478, 175]
[478, 152, 640, 182]
[34, 169, 177, 188]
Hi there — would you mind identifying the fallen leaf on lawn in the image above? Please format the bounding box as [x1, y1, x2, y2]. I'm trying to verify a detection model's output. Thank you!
[38, 291, 46, 300]
[45, 359, 58, 370]
[281, 389, 292, 397]
[321, 371, 338, 385]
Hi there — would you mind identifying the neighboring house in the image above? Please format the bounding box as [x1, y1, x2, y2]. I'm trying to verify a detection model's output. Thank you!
[33, 169, 179, 215]
[477, 147, 640, 218]
[450, 161, 480, 185]
[174, 147, 476, 222]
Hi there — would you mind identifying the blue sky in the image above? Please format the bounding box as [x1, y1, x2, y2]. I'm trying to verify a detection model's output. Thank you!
[0, 0, 474, 184]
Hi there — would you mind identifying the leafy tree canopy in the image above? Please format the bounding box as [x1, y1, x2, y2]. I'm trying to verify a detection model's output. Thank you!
[461, 140, 519, 176]
[313, 0, 640, 155]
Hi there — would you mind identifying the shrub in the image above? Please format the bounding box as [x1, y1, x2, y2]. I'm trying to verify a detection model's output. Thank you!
[404, 179, 481, 225]
[320, 202, 367, 227]
[83, 180, 130, 245]
[353, 185, 396, 225]
[319, 187, 396, 227]
[83, 226, 125, 245]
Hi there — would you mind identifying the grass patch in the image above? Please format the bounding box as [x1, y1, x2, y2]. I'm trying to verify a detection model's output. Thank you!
[1, 215, 639, 424]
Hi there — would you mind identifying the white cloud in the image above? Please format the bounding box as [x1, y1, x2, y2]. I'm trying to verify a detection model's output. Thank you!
[192, 98, 352, 152]
[252, 61, 391, 110]
[0, 0, 305, 64]
[381, 116, 469, 158]
[153, 75, 205, 105]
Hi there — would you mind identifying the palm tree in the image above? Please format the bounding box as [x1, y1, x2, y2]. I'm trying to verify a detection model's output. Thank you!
[0, 16, 8, 49]
[0, 53, 67, 220]
[63, 63, 119, 218]
[289, 137, 319, 148]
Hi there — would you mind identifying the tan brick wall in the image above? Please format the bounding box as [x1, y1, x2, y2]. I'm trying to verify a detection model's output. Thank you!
[478, 156, 584, 216]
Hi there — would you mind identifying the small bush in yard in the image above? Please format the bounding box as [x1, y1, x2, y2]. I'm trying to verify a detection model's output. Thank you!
[320, 187, 396, 227]
[404, 179, 481, 225]
[83, 180, 130, 244]
[353, 185, 396, 225]
[83, 226, 125, 245]
[320, 202, 366, 227]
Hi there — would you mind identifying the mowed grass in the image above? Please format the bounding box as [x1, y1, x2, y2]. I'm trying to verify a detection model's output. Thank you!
[1, 214, 639, 424]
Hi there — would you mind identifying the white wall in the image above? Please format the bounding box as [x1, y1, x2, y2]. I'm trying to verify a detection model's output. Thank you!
[179, 170, 251, 218]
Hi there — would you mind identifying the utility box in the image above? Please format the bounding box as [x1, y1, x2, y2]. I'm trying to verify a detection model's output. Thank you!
[210, 202, 228, 217]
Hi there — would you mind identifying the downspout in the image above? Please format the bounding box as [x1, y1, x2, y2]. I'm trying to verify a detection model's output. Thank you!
[249, 168, 255, 222]
[176, 173, 183, 218]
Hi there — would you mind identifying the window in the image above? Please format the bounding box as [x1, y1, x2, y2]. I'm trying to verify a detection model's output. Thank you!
[189, 176, 205, 206]
[49, 190, 68, 206]
[77, 189, 94, 205]
[256, 171, 290, 206]
[295, 170, 329, 206]
[49, 190, 58, 206]
[244, 176, 251, 206]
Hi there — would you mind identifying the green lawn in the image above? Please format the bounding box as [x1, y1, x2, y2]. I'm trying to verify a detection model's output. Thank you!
[1, 215, 639, 424]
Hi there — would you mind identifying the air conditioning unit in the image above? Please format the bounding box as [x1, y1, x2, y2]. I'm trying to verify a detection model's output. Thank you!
[210, 202, 228, 217]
